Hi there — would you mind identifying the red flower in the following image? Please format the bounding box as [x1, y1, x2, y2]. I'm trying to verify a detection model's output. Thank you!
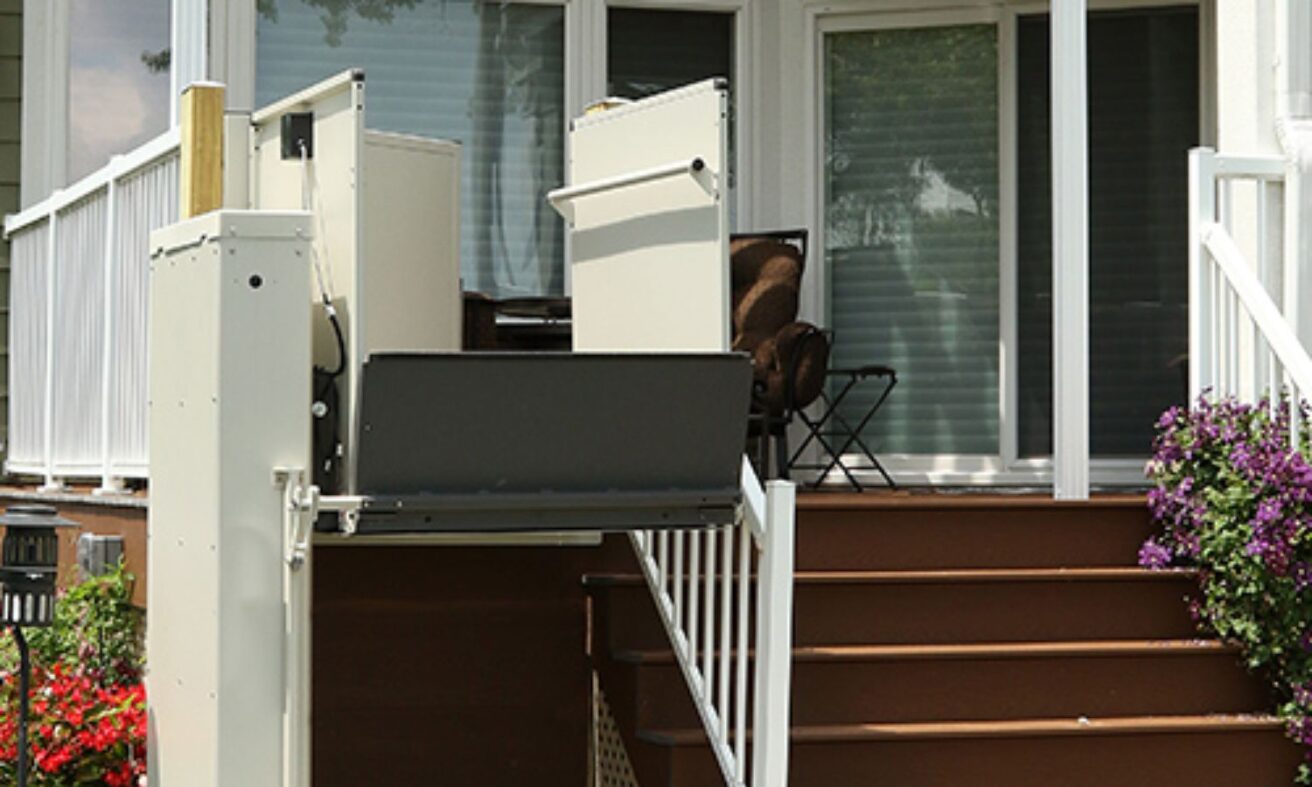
[0, 663, 147, 784]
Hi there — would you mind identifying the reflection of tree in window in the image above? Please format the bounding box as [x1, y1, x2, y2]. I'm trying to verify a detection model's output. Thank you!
[257, 0, 421, 46]
[826, 26, 996, 254]
[824, 24, 1000, 456]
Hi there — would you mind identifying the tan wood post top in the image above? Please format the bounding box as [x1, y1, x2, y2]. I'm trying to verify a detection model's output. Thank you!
[180, 83, 225, 219]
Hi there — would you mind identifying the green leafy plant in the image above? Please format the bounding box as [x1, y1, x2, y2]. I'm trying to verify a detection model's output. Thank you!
[0, 562, 143, 684]
[1144, 395, 1312, 781]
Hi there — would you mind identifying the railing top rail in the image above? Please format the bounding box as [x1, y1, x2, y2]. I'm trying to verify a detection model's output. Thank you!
[252, 69, 360, 125]
[3, 127, 181, 239]
[1208, 150, 1287, 180]
[1202, 221, 1312, 396]
[739, 456, 766, 544]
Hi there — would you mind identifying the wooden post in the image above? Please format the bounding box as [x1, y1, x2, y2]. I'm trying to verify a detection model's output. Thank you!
[180, 82, 226, 219]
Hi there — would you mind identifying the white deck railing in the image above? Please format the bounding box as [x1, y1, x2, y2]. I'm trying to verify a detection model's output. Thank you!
[1189, 147, 1312, 440]
[3, 129, 181, 491]
[628, 459, 794, 787]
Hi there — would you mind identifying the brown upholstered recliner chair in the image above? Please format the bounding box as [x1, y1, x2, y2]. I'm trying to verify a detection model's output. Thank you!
[730, 230, 829, 479]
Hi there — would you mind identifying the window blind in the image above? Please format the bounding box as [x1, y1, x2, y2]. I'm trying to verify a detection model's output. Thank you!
[824, 24, 1000, 455]
[256, 0, 566, 299]
[1017, 7, 1198, 457]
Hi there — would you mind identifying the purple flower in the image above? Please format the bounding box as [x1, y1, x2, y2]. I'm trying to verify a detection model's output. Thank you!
[1289, 716, 1312, 746]
[1295, 682, 1312, 707]
[1294, 563, 1312, 592]
[1255, 498, 1285, 527]
[1138, 538, 1173, 570]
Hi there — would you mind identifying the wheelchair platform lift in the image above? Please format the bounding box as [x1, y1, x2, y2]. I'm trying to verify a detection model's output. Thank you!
[146, 78, 791, 787]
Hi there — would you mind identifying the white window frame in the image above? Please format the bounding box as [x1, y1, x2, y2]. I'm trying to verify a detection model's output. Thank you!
[802, 0, 1207, 486]
[18, 0, 204, 207]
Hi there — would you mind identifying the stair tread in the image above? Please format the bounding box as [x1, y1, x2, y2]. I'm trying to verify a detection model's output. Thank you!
[613, 638, 1239, 665]
[796, 492, 1147, 512]
[640, 713, 1287, 746]
[585, 567, 1196, 587]
[794, 567, 1196, 583]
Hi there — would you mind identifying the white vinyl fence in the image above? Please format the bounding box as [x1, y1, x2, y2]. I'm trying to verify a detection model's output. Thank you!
[4, 129, 180, 490]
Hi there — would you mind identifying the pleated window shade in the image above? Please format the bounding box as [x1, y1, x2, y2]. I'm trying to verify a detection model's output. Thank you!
[824, 24, 1000, 455]
[256, 0, 566, 299]
[1017, 7, 1198, 457]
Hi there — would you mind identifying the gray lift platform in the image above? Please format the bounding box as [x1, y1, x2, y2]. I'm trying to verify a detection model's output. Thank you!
[348, 352, 753, 534]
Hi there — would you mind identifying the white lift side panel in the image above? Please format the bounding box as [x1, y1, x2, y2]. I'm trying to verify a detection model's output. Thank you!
[250, 72, 461, 492]
[361, 130, 461, 355]
[146, 210, 311, 787]
[566, 80, 730, 352]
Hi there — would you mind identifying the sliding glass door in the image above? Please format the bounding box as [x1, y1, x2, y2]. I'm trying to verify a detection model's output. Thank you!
[820, 6, 1199, 480]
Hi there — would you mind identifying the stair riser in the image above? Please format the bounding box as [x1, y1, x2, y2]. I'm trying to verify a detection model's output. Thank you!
[796, 504, 1155, 571]
[621, 651, 1270, 729]
[794, 578, 1198, 645]
[660, 729, 1303, 787]
[593, 577, 1200, 650]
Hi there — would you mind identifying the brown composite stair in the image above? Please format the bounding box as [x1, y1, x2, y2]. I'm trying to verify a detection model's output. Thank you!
[585, 494, 1303, 787]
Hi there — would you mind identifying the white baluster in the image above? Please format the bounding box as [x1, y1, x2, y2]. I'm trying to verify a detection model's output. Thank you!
[719, 524, 732, 741]
[735, 520, 750, 781]
[658, 530, 669, 596]
[1188, 148, 1215, 400]
[689, 531, 701, 682]
[703, 527, 717, 701]
[673, 531, 685, 647]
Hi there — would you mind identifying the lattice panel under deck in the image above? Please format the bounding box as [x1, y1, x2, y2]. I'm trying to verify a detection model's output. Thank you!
[594, 677, 640, 787]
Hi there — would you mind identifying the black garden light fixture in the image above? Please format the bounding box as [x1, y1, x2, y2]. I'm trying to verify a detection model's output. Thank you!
[0, 504, 77, 787]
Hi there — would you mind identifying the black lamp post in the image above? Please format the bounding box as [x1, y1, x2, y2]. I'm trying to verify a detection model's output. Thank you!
[0, 504, 76, 787]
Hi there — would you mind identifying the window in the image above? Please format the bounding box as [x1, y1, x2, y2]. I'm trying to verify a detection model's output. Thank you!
[256, 0, 567, 299]
[607, 8, 733, 100]
[607, 7, 737, 209]
[823, 23, 1000, 455]
[67, 0, 171, 183]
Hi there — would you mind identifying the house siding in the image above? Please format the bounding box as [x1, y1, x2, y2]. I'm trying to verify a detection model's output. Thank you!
[0, 0, 18, 462]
